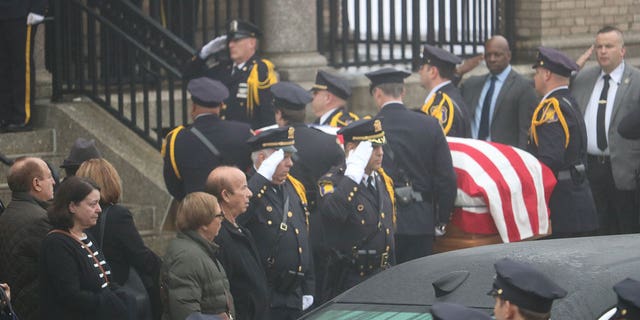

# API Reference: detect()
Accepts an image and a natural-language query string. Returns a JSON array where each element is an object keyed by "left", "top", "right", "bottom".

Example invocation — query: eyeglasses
[{"left": 214, "top": 213, "right": 225, "bottom": 219}]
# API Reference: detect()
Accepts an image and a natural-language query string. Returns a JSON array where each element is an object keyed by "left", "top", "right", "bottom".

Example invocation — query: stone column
[{"left": 258, "top": 0, "right": 328, "bottom": 82}]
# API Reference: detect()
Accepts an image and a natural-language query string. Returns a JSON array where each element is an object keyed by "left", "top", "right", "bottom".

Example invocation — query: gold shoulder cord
[
  {"left": 287, "top": 174, "right": 310, "bottom": 229},
  {"left": 377, "top": 168, "right": 396, "bottom": 227},
  {"left": 421, "top": 93, "right": 455, "bottom": 135},
  {"left": 246, "top": 59, "right": 278, "bottom": 117},
  {"left": 161, "top": 126, "right": 185, "bottom": 180},
  {"left": 529, "top": 97, "right": 570, "bottom": 148}
]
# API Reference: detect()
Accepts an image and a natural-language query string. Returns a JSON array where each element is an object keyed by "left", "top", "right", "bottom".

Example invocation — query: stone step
[{"left": 0, "top": 128, "right": 56, "bottom": 157}]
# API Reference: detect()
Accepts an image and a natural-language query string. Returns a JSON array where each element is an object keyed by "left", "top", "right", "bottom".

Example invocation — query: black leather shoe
[{"left": 4, "top": 123, "right": 32, "bottom": 132}]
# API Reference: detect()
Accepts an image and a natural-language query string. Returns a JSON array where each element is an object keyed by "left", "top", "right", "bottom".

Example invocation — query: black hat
[
  {"left": 365, "top": 67, "right": 411, "bottom": 92},
  {"left": 610, "top": 278, "right": 640, "bottom": 320},
  {"left": 532, "top": 47, "right": 578, "bottom": 77},
  {"left": 271, "top": 82, "right": 313, "bottom": 111},
  {"left": 488, "top": 258, "right": 567, "bottom": 314},
  {"left": 60, "top": 138, "right": 102, "bottom": 169},
  {"left": 337, "top": 118, "right": 386, "bottom": 145},
  {"left": 226, "top": 19, "right": 262, "bottom": 40},
  {"left": 431, "top": 302, "right": 492, "bottom": 320},
  {"left": 311, "top": 70, "right": 352, "bottom": 100},
  {"left": 188, "top": 77, "right": 229, "bottom": 108},
  {"left": 247, "top": 126, "right": 297, "bottom": 153},
  {"left": 421, "top": 45, "right": 462, "bottom": 69}
]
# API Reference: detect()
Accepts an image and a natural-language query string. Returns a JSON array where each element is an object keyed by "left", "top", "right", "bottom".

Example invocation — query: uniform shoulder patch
[{"left": 319, "top": 181, "right": 334, "bottom": 197}]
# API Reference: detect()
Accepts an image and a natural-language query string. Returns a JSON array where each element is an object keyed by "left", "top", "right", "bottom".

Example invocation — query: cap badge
[
  {"left": 374, "top": 119, "right": 382, "bottom": 132},
  {"left": 288, "top": 127, "right": 295, "bottom": 139},
  {"left": 230, "top": 20, "right": 238, "bottom": 32}
]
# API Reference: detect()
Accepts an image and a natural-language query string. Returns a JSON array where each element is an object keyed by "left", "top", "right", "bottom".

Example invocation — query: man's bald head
[
  {"left": 7, "top": 157, "right": 55, "bottom": 201},
  {"left": 206, "top": 166, "right": 242, "bottom": 199},
  {"left": 206, "top": 166, "right": 252, "bottom": 220},
  {"left": 484, "top": 35, "right": 512, "bottom": 75}
]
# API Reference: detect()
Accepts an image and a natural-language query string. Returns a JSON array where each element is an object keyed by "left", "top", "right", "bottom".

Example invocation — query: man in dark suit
[
  {"left": 317, "top": 118, "right": 395, "bottom": 299},
  {"left": 367, "top": 68, "right": 457, "bottom": 263},
  {"left": 183, "top": 19, "right": 278, "bottom": 129},
  {"left": 162, "top": 77, "right": 252, "bottom": 200},
  {"left": 528, "top": 47, "right": 598, "bottom": 237},
  {"left": 460, "top": 36, "right": 537, "bottom": 149},
  {"left": 571, "top": 26, "right": 640, "bottom": 235},
  {"left": 418, "top": 45, "right": 471, "bottom": 138},
  {"left": 207, "top": 166, "right": 270, "bottom": 320},
  {"left": 310, "top": 70, "right": 359, "bottom": 128},
  {"left": 239, "top": 127, "right": 315, "bottom": 319}
]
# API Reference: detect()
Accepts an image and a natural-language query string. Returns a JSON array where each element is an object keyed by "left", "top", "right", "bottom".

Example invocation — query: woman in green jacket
[{"left": 162, "top": 192, "right": 234, "bottom": 320}]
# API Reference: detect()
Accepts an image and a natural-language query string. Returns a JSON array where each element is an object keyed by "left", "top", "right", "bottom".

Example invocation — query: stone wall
[{"left": 513, "top": 0, "right": 640, "bottom": 62}]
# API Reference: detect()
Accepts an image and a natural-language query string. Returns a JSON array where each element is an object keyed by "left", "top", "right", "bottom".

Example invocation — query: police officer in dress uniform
[
  {"left": 489, "top": 258, "right": 567, "bottom": 320},
  {"left": 239, "top": 127, "right": 315, "bottom": 319},
  {"left": 367, "top": 68, "right": 457, "bottom": 263},
  {"left": 316, "top": 118, "right": 395, "bottom": 299},
  {"left": 609, "top": 278, "right": 640, "bottom": 320},
  {"left": 271, "top": 82, "right": 345, "bottom": 305},
  {"left": 418, "top": 45, "right": 471, "bottom": 138},
  {"left": 310, "top": 70, "right": 359, "bottom": 128},
  {"left": 529, "top": 47, "right": 599, "bottom": 238},
  {"left": 162, "top": 77, "right": 252, "bottom": 200},
  {"left": 430, "top": 302, "right": 491, "bottom": 320},
  {"left": 183, "top": 19, "right": 278, "bottom": 129}
]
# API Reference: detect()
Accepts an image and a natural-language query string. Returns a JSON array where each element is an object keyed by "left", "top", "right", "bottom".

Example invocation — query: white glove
[
  {"left": 435, "top": 223, "right": 447, "bottom": 237},
  {"left": 26, "top": 13, "right": 45, "bottom": 25},
  {"left": 344, "top": 141, "right": 373, "bottom": 184},
  {"left": 302, "top": 295, "right": 314, "bottom": 311},
  {"left": 256, "top": 149, "right": 284, "bottom": 182},
  {"left": 199, "top": 35, "right": 228, "bottom": 59}
]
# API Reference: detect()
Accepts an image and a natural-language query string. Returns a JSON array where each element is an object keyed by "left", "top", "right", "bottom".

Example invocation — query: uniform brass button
[
  {"left": 298, "top": 266, "right": 302, "bottom": 272},
  {"left": 381, "top": 212, "right": 385, "bottom": 219},
  {"left": 221, "top": 116, "right": 226, "bottom": 120},
  {"left": 360, "top": 272, "right": 365, "bottom": 277},
  {"left": 349, "top": 192, "right": 354, "bottom": 197},
  {"left": 267, "top": 220, "right": 272, "bottom": 225},
  {"left": 386, "top": 245, "right": 390, "bottom": 251},
  {"left": 354, "top": 186, "right": 358, "bottom": 191},
  {"left": 298, "top": 247, "right": 303, "bottom": 253},
  {"left": 348, "top": 197, "right": 352, "bottom": 201},
  {"left": 295, "top": 228, "right": 300, "bottom": 235},
  {"left": 221, "top": 104, "right": 227, "bottom": 110},
  {"left": 361, "top": 219, "right": 365, "bottom": 225},
  {"left": 386, "top": 228, "right": 390, "bottom": 235},
  {"left": 266, "top": 206, "right": 272, "bottom": 213},
  {"left": 288, "top": 211, "right": 293, "bottom": 218},
  {"left": 257, "top": 194, "right": 262, "bottom": 198}
]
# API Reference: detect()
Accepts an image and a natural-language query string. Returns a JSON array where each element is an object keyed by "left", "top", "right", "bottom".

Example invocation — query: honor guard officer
[
  {"left": 310, "top": 70, "right": 359, "bottom": 127},
  {"left": 240, "top": 127, "right": 315, "bottom": 319},
  {"left": 529, "top": 47, "right": 599, "bottom": 238},
  {"left": 162, "top": 77, "right": 252, "bottom": 200},
  {"left": 316, "top": 118, "right": 395, "bottom": 299},
  {"left": 418, "top": 45, "right": 471, "bottom": 138},
  {"left": 183, "top": 19, "right": 278, "bottom": 129},
  {"left": 609, "top": 278, "right": 640, "bottom": 320},
  {"left": 271, "top": 82, "right": 345, "bottom": 305},
  {"left": 368, "top": 68, "right": 457, "bottom": 263},
  {"left": 431, "top": 302, "right": 491, "bottom": 320},
  {"left": 489, "top": 258, "right": 567, "bottom": 320}
]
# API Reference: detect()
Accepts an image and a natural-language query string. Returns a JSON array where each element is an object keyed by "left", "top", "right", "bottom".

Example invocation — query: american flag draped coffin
[{"left": 447, "top": 138, "right": 557, "bottom": 243}]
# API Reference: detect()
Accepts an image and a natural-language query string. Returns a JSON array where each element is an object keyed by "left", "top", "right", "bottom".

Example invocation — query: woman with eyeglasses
[{"left": 161, "top": 192, "right": 235, "bottom": 320}]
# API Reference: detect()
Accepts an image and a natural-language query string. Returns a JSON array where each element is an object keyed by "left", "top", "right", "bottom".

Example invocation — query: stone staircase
[{"left": 0, "top": 90, "right": 176, "bottom": 255}]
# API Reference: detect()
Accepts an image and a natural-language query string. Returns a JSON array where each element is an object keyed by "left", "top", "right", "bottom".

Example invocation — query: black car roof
[{"left": 328, "top": 235, "right": 640, "bottom": 319}]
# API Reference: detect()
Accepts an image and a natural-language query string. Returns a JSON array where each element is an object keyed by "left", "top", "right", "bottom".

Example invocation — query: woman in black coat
[
  {"left": 40, "top": 177, "right": 133, "bottom": 320},
  {"left": 77, "top": 159, "right": 163, "bottom": 320}
]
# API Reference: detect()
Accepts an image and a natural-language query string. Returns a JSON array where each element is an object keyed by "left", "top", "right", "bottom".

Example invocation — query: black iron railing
[
  {"left": 51, "top": 0, "right": 197, "bottom": 149},
  {"left": 317, "top": 0, "right": 505, "bottom": 70}
]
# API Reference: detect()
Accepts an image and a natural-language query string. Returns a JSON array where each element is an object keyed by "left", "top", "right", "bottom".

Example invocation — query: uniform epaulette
[
  {"left": 246, "top": 58, "right": 278, "bottom": 117},
  {"left": 377, "top": 168, "right": 396, "bottom": 226},
  {"left": 421, "top": 91, "right": 455, "bottom": 135},
  {"left": 329, "top": 110, "right": 359, "bottom": 127},
  {"left": 162, "top": 126, "right": 185, "bottom": 179},
  {"left": 530, "top": 97, "right": 569, "bottom": 148}
]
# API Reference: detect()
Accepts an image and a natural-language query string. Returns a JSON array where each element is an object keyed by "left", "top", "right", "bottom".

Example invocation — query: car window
[{"left": 303, "top": 303, "right": 493, "bottom": 320}]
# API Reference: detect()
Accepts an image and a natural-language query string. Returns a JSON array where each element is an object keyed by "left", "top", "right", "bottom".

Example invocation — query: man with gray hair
[{"left": 0, "top": 157, "right": 55, "bottom": 320}]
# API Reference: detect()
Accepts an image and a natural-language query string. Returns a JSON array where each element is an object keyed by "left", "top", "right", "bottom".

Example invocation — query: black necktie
[
  {"left": 367, "top": 175, "right": 376, "bottom": 194},
  {"left": 478, "top": 75, "right": 497, "bottom": 140},
  {"left": 597, "top": 74, "right": 611, "bottom": 151}
]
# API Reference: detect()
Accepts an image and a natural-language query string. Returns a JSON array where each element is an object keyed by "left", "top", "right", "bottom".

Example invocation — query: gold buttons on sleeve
[{"left": 267, "top": 220, "right": 272, "bottom": 226}]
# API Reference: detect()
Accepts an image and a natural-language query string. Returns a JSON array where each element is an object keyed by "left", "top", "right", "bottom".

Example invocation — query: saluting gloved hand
[
  {"left": 302, "top": 295, "right": 314, "bottom": 311},
  {"left": 435, "top": 223, "right": 447, "bottom": 237},
  {"left": 257, "top": 149, "right": 285, "bottom": 182},
  {"left": 199, "top": 35, "right": 228, "bottom": 59},
  {"left": 26, "top": 13, "right": 45, "bottom": 25},
  {"left": 344, "top": 141, "right": 373, "bottom": 184}
]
